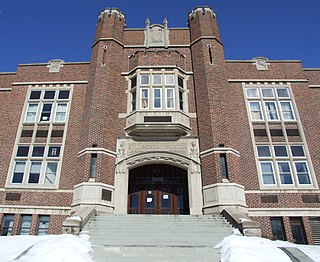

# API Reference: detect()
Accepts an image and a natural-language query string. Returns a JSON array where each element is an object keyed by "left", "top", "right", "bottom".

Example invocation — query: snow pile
[
  {"left": 215, "top": 231, "right": 320, "bottom": 262},
  {"left": 0, "top": 234, "right": 93, "bottom": 262}
]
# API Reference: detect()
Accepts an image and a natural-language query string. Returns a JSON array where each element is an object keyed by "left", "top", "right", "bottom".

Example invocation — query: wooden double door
[{"left": 128, "top": 165, "right": 189, "bottom": 215}]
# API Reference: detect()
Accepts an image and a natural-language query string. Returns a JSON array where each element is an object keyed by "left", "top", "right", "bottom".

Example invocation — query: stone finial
[
  {"left": 47, "top": 59, "right": 64, "bottom": 73},
  {"left": 163, "top": 18, "right": 168, "bottom": 25},
  {"left": 146, "top": 18, "right": 150, "bottom": 26}
]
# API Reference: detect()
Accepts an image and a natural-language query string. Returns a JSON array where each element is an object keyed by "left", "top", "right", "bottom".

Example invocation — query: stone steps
[{"left": 84, "top": 214, "right": 233, "bottom": 261}]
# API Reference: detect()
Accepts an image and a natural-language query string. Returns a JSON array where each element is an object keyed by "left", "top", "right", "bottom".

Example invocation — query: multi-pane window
[
  {"left": 129, "top": 71, "right": 186, "bottom": 112},
  {"left": 1, "top": 215, "right": 14, "bottom": 236},
  {"left": 24, "top": 89, "right": 70, "bottom": 123},
  {"left": 246, "top": 85, "right": 313, "bottom": 189},
  {"left": 246, "top": 86, "right": 295, "bottom": 122},
  {"left": 37, "top": 215, "right": 50, "bottom": 235},
  {"left": 11, "top": 145, "right": 61, "bottom": 187},
  {"left": 19, "top": 215, "right": 32, "bottom": 235},
  {"left": 257, "top": 145, "right": 312, "bottom": 187}
]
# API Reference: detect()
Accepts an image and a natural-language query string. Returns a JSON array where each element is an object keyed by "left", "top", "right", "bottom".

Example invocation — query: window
[
  {"left": 264, "top": 102, "right": 279, "bottom": 120},
  {"left": 280, "top": 102, "right": 295, "bottom": 120},
  {"left": 220, "top": 154, "right": 228, "bottom": 179},
  {"left": 37, "top": 216, "right": 50, "bottom": 235},
  {"left": 11, "top": 145, "right": 62, "bottom": 187},
  {"left": 261, "top": 88, "right": 274, "bottom": 98},
  {"left": 247, "top": 85, "right": 314, "bottom": 189},
  {"left": 260, "top": 162, "right": 276, "bottom": 185},
  {"left": 295, "top": 162, "right": 311, "bottom": 184},
  {"left": 278, "top": 162, "right": 293, "bottom": 185},
  {"left": 55, "top": 103, "right": 68, "bottom": 122},
  {"left": 19, "top": 215, "right": 32, "bottom": 235},
  {"left": 129, "top": 71, "right": 186, "bottom": 112},
  {"left": 1, "top": 215, "right": 14, "bottom": 236},
  {"left": 249, "top": 102, "right": 263, "bottom": 120},
  {"left": 246, "top": 88, "right": 259, "bottom": 98},
  {"left": 276, "top": 88, "right": 289, "bottom": 98},
  {"left": 141, "top": 89, "right": 149, "bottom": 109},
  {"left": 153, "top": 88, "right": 162, "bottom": 109},
  {"left": 166, "top": 88, "right": 175, "bottom": 109},
  {"left": 290, "top": 145, "right": 305, "bottom": 157},
  {"left": 24, "top": 89, "right": 71, "bottom": 123},
  {"left": 90, "top": 154, "right": 97, "bottom": 178},
  {"left": 28, "top": 162, "right": 41, "bottom": 183},
  {"left": 25, "top": 104, "right": 38, "bottom": 122},
  {"left": 270, "top": 217, "right": 287, "bottom": 241},
  {"left": 274, "top": 146, "right": 288, "bottom": 157},
  {"left": 290, "top": 217, "right": 308, "bottom": 244},
  {"left": 44, "top": 162, "right": 58, "bottom": 185},
  {"left": 257, "top": 146, "right": 271, "bottom": 157},
  {"left": 12, "top": 162, "right": 26, "bottom": 183}
]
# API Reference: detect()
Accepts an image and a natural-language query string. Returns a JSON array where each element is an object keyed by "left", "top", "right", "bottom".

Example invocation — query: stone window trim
[
  {"left": 127, "top": 69, "right": 189, "bottom": 114},
  {"left": 6, "top": 84, "right": 72, "bottom": 190},
  {"left": 244, "top": 83, "right": 318, "bottom": 190}
]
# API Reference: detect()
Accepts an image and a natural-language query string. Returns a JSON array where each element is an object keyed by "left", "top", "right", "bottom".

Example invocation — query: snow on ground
[
  {"left": 0, "top": 233, "right": 93, "bottom": 262},
  {"left": 215, "top": 230, "right": 320, "bottom": 262}
]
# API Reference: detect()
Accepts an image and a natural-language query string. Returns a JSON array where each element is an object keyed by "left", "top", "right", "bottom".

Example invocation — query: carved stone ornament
[
  {"left": 145, "top": 18, "right": 169, "bottom": 48},
  {"left": 253, "top": 57, "right": 269, "bottom": 71},
  {"left": 47, "top": 59, "right": 64, "bottom": 73}
]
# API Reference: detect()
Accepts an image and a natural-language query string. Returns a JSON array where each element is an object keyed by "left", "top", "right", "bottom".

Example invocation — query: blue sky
[{"left": 0, "top": 0, "right": 319, "bottom": 72}]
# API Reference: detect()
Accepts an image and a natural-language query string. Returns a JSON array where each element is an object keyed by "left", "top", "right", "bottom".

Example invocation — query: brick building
[{"left": 0, "top": 6, "right": 319, "bottom": 244}]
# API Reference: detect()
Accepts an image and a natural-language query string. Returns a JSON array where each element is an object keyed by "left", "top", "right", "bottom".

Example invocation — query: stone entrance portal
[{"left": 128, "top": 164, "right": 189, "bottom": 214}]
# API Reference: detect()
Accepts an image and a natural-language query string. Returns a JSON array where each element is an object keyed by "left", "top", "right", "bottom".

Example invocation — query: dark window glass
[
  {"left": 58, "top": 90, "right": 70, "bottom": 99},
  {"left": 162, "top": 193, "right": 171, "bottom": 208},
  {"left": 28, "top": 162, "right": 41, "bottom": 183},
  {"left": 286, "top": 129, "right": 299, "bottom": 136},
  {"left": 146, "top": 193, "right": 154, "bottom": 208},
  {"left": 291, "top": 146, "right": 305, "bottom": 157},
  {"left": 12, "top": 162, "right": 25, "bottom": 183},
  {"left": 131, "top": 91, "right": 136, "bottom": 112},
  {"left": 131, "top": 77, "right": 137, "bottom": 88},
  {"left": 17, "top": 146, "right": 29, "bottom": 157},
  {"left": 32, "top": 146, "right": 45, "bottom": 157},
  {"left": 178, "top": 77, "right": 183, "bottom": 88},
  {"left": 90, "top": 154, "right": 97, "bottom": 178},
  {"left": 220, "top": 154, "right": 228, "bottom": 179},
  {"left": 271, "top": 217, "right": 287, "bottom": 241},
  {"left": 290, "top": 217, "right": 308, "bottom": 244},
  {"left": 19, "top": 215, "right": 32, "bottom": 235},
  {"left": 257, "top": 146, "right": 271, "bottom": 157},
  {"left": 48, "top": 147, "right": 61, "bottom": 157},
  {"left": 179, "top": 90, "right": 184, "bottom": 111},
  {"left": 254, "top": 129, "right": 268, "bottom": 136},
  {"left": 40, "top": 103, "right": 52, "bottom": 121},
  {"left": 44, "top": 91, "right": 55, "bottom": 99},
  {"left": 274, "top": 146, "right": 288, "bottom": 157},
  {"left": 1, "top": 215, "right": 14, "bottom": 236},
  {"left": 130, "top": 194, "right": 138, "bottom": 208},
  {"left": 30, "top": 91, "right": 41, "bottom": 100},
  {"left": 38, "top": 215, "right": 50, "bottom": 235}
]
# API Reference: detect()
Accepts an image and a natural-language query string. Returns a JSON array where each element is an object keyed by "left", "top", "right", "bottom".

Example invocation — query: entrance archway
[{"left": 128, "top": 164, "right": 190, "bottom": 214}]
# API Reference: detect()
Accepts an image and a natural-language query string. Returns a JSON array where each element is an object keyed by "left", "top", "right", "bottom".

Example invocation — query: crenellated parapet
[
  {"left": 98, "top": 8, "right": 126, "bottom": 22},
  {"left": 188, "top": 6, "right": 216, "bottom": 20}
]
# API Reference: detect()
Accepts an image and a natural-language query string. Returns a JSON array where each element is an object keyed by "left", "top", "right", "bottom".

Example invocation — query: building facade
[{"left": 0, "top": 7, "right": 319, "bottom": 244}]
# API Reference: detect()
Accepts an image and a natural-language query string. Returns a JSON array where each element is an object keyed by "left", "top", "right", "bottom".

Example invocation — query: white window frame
[
  {"left": 277, "top": 161, "right": 294, "bottom": 185},
  {"left": 259, "top": 161, "right": 276, "bottom": 185},
  {"left": 294, "top": 161, "right": 312, "bottom": 185},
  {"left": 153, "top": 88, "right": 162, "bottom": 109},
  {"left": 290, "top": 145, "right": 305, "bottom": 158},
  {"left": 249, "top": 101, "right": 263, "bottom": 121},
  {"left": 279, "top": 101, "right": 295, "bottom": 121},
  {"left": 257, "top": 145, "right": 272, "bottom": 158},
  {"left": 140, "top": 88, "right": 149, "bottom": 109},
  {"left": 264, "top": 101, "right": 279, "bottom": 121},
  {"left": 165, "top": 88, "right": 175, "bottom": 109},
  {"left": 246, "top": 88, "right": 259, "bottom": 98},
  {"left": 54, "top": 102, "right": 68, "bottom": 122},
  {"left": 25, "top": 103, "right": 39, "bottom": 123},
  {"left": 261, "top": 88, "right": 275, "bottom": 98}
]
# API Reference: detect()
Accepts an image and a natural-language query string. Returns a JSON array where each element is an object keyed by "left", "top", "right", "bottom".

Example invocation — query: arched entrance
[{"left": 128, "top": 164, "right": 190, "bottom": 214}]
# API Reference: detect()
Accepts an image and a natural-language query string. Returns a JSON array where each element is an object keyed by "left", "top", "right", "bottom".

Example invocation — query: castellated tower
[
  {"left": 77, "top": 9, "right": 126, "bottom": 187},
  {"left": 188, "top": 7, "right": 243, "bottom": 212}
]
